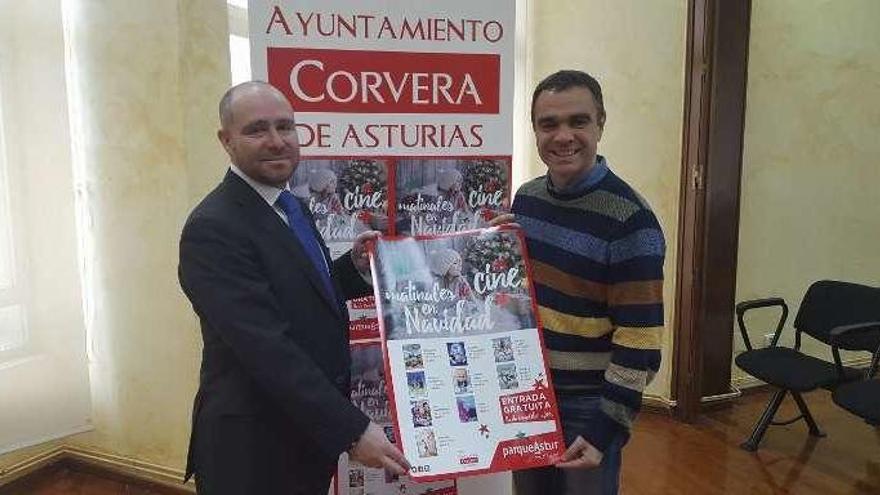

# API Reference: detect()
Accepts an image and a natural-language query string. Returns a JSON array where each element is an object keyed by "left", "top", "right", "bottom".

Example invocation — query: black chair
[
  {"left": 830, "top": 322, "right": 880, "bottom": 425},
  {"left": 734, "top": 280, "right": 880, "bottom": 451}
]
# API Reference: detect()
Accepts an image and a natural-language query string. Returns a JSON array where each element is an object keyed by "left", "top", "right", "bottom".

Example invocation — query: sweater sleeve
[{"left": 582, "top": 208, "right": 665, "bottom": 453}]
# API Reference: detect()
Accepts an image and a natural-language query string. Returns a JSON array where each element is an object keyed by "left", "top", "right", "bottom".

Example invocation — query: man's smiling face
[
  {"left": 218, "top": 85, "right": 300, "bottom": 188},
  {"left": 532, "top": 87, "right": 604, "bottom": 190}
]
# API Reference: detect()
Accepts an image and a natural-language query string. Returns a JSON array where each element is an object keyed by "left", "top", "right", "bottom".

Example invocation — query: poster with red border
[{"left": 371, "top": 227, "right": 564, "bottom": 481}]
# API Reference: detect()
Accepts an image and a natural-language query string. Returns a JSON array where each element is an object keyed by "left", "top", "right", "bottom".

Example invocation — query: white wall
[
  {"left": 735, "top": 0, "right": 880, "bottom": 372},
  {"left": 528, "top": 0, "right": 686, "bottom": 399}
]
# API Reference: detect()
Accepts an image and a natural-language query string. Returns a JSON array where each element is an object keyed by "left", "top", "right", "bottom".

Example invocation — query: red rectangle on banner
[
  {"left": 349, "top": 296, "right": 375, "bottom": 310},
  {"left": 349, "top": 317, "right": 379, "bottom": 341},
  {"left": 267, "top": 47, "right": 500, "bottom": 114},
  {"left": 499, "top": 389, "right": 556, "bottom": 424}
]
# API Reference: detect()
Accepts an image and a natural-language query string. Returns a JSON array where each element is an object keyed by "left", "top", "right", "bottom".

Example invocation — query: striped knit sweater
[{"left": 512, "top": 160, "right": 665, "bottom": 453}]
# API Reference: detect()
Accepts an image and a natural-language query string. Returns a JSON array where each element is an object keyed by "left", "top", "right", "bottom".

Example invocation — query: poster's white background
[{"left": 387, "top": 329, "right": 555, "bottom": 477}]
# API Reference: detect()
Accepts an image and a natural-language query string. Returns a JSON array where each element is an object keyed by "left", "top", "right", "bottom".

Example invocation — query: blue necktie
[{"left": 276, "top": 190, "right": 336, "bottom": 301}]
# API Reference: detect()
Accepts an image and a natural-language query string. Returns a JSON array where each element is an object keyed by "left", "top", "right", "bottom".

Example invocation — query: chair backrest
[{"left": 793, "top": 280, "right": 880, "bottom": 351}]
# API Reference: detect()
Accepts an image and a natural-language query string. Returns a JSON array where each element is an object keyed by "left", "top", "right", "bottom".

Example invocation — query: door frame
[{"left": 672, "top": 0, "right": 752, "bottom": 421}]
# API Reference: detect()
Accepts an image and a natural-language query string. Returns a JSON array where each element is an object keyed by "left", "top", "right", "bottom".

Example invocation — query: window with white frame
[
  {"left": 0, "top": 0, "right": 92, "bottom": 454},
  {"left": 228, "top": 0, "right": 251, "bottom": 84},
  {"left": 0, "top": 41, "right": 28, "bottom": 356}
]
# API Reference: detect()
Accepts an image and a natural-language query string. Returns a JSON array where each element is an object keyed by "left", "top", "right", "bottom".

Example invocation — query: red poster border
[{"left": 368, "top": 225, "right": 564, "bottom": 482}]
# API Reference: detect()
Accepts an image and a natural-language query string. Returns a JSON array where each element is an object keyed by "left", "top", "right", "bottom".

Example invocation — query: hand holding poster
[
  {"left": 338, "top": 343, "right": 456, "bottom": 495},
  {"left": 372, "top": 228, "right": 564, "bottom": 481}
]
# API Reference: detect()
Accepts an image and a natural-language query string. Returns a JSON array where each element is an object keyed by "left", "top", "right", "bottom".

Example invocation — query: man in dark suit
[{"left": 178, "top": 81, "right": 409, "bottom": 494}]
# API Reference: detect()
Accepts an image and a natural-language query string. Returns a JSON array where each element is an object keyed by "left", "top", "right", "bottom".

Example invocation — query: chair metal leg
[
  {"left": 791, "top": 391, "right": 825, "bottom": 437},
  {"left": 741, "top": 389, "right": 787, "bottom": 451}
]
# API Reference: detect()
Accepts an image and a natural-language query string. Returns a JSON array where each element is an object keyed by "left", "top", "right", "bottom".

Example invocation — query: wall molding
[
  {"left": 0, "top": 445, "right": 193, "bottom": 493},
  {"left": 643, "top": 393, "right": 677, "bottom": 412},
  {"left": 665, "top": 354, "right": 874, "bottom": 410},
  {"left": 0, "top": 424, "right": 93, "bottom": 457},
  {"left": 0, "top": 446, "right": 66, "bottom": 487}
]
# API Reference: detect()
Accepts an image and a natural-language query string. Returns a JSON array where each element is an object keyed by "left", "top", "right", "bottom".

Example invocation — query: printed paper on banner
[
  {"left": 372, "top": 228, "right": 564, "bottom": 480},
  {"left": 337, "top": 342, "right": 457, "bottom": 495},
  {"left": 289, "top": 158, "right": 391, "bottom": 339},
  {"left": 395, "top": 158, "right": 510, "bottom": 236}
]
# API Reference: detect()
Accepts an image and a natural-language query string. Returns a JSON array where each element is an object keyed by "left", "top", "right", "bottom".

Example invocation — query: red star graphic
[
  {"left": 478, "top": 424, "right": 490, "bottom": 436},
  {"left": 533, "top": 377, "right": 547, "bottom": 390}
]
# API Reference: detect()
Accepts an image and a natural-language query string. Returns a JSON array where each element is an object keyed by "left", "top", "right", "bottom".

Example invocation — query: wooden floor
[
  {"left": 0, "top": 464, "right": 185, "bottom": 495},
  {"left": 623, "top": 389, "right": 880, "bottom": 494},
  {"left": 5, "top": 390, "right": 878, "bottom": 494}
]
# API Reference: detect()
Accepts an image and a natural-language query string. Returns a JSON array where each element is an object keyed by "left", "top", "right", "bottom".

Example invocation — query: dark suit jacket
[{"left": 178, "top": 171, "right": 371, "bottom": 494}]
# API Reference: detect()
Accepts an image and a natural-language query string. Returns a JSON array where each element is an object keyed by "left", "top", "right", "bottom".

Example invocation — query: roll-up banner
[{"left": 247, "top": 0, "right": 552, "bottom": 488}]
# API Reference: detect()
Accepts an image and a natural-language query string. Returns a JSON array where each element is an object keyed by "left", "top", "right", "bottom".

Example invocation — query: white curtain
[{"left": 0, "top": 0, "right": 92, "bottom": 454}]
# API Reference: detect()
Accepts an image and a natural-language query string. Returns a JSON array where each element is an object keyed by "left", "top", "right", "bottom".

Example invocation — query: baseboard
[
  {"left": 0, "top": 446, "right": 66, "bottom": 489},
  {"left": 63, "top": 445, "right": 194, "bottom": 492},
  {"left": 642, "top": 393, "right": 676, "bottom": 413},
  {"left": 732, "top": 374, "right": 766, "bottom": 390},
  {"left": 0, "top": 423, "right": 93, "bottom": 457},
  {"left": 0, "top": 446, "right": 194, "bottom": 494},
  {"left": 655, "top": 355, "right": 876, "bottom": 413}
]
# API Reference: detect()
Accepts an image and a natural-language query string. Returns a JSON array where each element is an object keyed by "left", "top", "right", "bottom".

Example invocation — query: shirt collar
[
  {"left": 547, "top": 155, "right": 609, "bottom": 195},
  {"left": 230, "top": 164, "right": 288, "bottom": 206}
]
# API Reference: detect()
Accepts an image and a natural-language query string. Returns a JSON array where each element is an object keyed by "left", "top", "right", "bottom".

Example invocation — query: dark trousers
[
  {"left": 193, "top": 414, "right": 336, "bottom": 495},
  {"left": 513, "top": 394, "right": 626, "bottom": 495}
]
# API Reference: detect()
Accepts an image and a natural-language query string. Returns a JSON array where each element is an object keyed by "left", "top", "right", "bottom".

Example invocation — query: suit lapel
[{"left": 223, "top": 172, "right": 342, "bottom": 318}]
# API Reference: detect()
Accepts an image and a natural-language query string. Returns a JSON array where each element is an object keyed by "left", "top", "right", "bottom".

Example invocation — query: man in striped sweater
[{"left": 506, "top": 70, "right": 665, "bottom": 495}]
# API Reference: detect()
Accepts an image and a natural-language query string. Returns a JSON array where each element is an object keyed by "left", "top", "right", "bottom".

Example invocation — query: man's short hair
[
  {"left": 530, "top": 70, "right": 606, "bottom": 127},
  {"left": 218, "top": 80, "right": 277, "bottom": 129}
]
